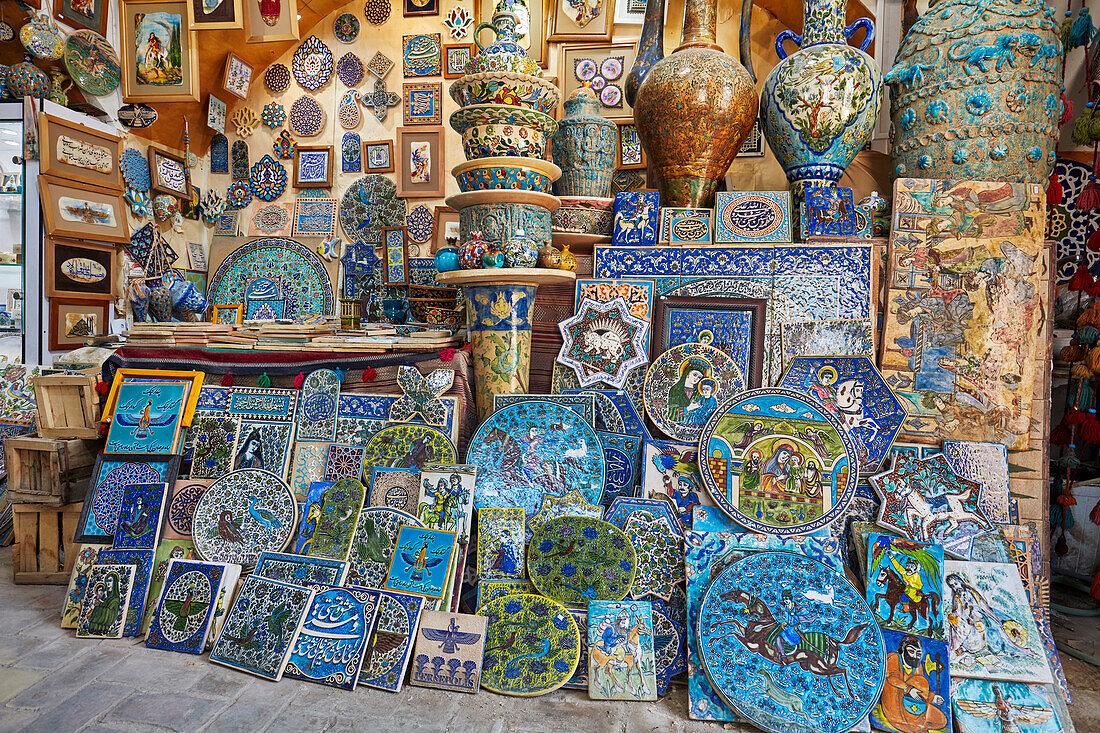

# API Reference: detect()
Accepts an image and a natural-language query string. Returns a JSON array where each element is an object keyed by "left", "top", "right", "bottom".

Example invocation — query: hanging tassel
[
  {"left": 1052, "top": 421, "right": 1072, "bottom": 445},
  {"left": 1082, "top": 410, "right": 1100, "bottom": 442},
  {"left": 1079, "top": 326, "right": 1100, "bottom": 344},
  {"left": 293, "top": 371, "right": 305, "bottom": 390},
  {"left": 1063, "top": 10, "right": 1075, "bottom": 48},
  {"left": 1070, "top": 263, "right": 1095, "bottom": 291},
  {"left": 1065, "top": 406, "right": 1088, "bottom": 424},
  {"left": 439, "top": 347, "right": 456, "bottom": 362},
  {"left": 1062, "top": 94, "right": 1074, "bottom": 127},
  {"left": 220, "top": 373, "right": 234, "bottom": 387},
  {"left": 1057, "top": 484, "right": 1079, "bottom": 506},
  {"left": 1048, "top": 169, "right": 1063, "bottom": 205},
  {"left": 361, "top": 367, "right": 377, "bottom": 383},
  {"left": 1072, "top": 104, "right": 1094, "bottom": 147},
  {"left": 1057, "top": 531, "right": 1070, "bottom": 555},
  {"left": 1078, "top": 177, "right": 1100, "bottom": 210},
  {"left": 94, "top": 380, "right": 111, "bottom": 397},
  {"left": 256, "top": 372, "right": 271, "bottom": 388},
  {"left": 1070, "top": 7, "right": 1096, "bottom": 49},
  {"left": 1061, "top": 343, "right": 1087, "bottom": 362}
]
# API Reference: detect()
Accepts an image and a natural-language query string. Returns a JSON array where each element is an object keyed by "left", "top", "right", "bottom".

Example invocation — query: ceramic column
[{"left": 465, "top": 282, "right": 536, "bottom": 418}]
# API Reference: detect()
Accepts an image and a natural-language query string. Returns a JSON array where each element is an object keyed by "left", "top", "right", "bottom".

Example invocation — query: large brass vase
[{"left": 632, "top": 0, "right": 758, "bottom": 208}]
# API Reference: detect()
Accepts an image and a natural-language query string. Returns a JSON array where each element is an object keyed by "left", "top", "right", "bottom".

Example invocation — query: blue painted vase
[
  {"left": 128, "top": 280, "right": 151, "bottom": 322},
  {"left": 6, "top": 55, "right": 48, "bottom": 99},
  {"left": 434, "top": 246, "right": 460, "bottom": 272},
  {"left": 885, "top": 0, "right": 1061, "bottom": 182},
  {"left": 759, "top": 0, "right": 882, "bottom": 197},
  {"left": 551, "top": 86, "right": 617, "bottom": 198}
]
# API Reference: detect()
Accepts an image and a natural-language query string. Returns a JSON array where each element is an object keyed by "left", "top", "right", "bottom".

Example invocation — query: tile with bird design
[
  {"left": 253, "top": 551, "right": 348, "bottom": 589},
  {"left": 384, "top": 525, "right": 457, "bottom": 600},
  {"left": 345, "top": 507, "right": 424, "bottom": 588},
  {"left": 480, "top": 593, "right": 581, "bottom": 696},
  {"left": 526, "top": 516, "right": 636, "bottom": 608},
  {"left": 145, "top": 559, "right": 230, "bottom": 654},
  {"left": 358, "top": 589, "right": 427, "bottom": 692},
  {"left": 295, "top": 477, "right": 366, "bottom": 562},
  {"left": 191, "top": 468, "right": 298, "bottom": 570}
]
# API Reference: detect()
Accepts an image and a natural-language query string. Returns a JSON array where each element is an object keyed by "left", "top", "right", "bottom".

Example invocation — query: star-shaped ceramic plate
[{"left": 557, "top": 296, "right": 649, "bottom": 389}]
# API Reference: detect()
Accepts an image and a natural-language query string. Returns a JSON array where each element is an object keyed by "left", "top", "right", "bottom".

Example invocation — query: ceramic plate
[
  {"left": 480, "top": 593, "right": 580, "bottom": 696},
  {"left": 292, "top": 35, "right": 334, "bottom": 92},
  {"left": 340, "top": 175, "right": 406, "bottom": 247},
  {"left": 63, "top": 29, "right": 120, "bottom": 97},
  {"left": 192, "top": 468, "right": 297, "bottom": 569},
  {"left": 643, "top": 342, "right": 745, "bottom": 442},
  {"left": 526, "top": 516, "right": 636, "bottom": 608},
  {"left": 362, "top": 424, "right": 456, "bottom": 472}
]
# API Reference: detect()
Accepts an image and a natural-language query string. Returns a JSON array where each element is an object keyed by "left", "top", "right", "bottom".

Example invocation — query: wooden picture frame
[
  {"left": 45, "top": 237, "right": 117, "bottom": 301},
  {"left": 243, "top": 0, "right": 298, "bottom": 41},
  {"left": 53, "top": 0, "right": 109, "bottom": 35},
  {"left": 101, "top": 368, "right": 205, "bottom": 425},
  {"left": 396, "top": 126, "right": 445, "bottom": 198},
  {"left": 222, "top": 52, "right": 254, "bottom": 100},
  {"left": 38, "top": 112, "right": 123, "bottom": 191},
  {"left": 616, "top": 120, "right": 646, "bottom": 170},
  {"left": 147, "top": 146, "right": 191, "bottom": 199},
  {"left": 75, "top": 453, "right": 182, "bottom": 544},
  {"left": 212, "top": 303, "right": 244, "bottom": 324},
  {"left": 294, "top": 145, "right": 334, "bottom": 188},
  {"left": 362, "top": 139, "right": 394, "bottom": 173},
  {"left": 651, "top": 295, "right": 767, "bottom": 388},
  {"left": 120, "top": 0, "right": 200, "bottom": 102},
  {"left": 49, "top": 297, "right": 109, "bottom": 351},
  {"left": 404, "top": 0, "right": 437, "bottom": 16},
  {"left": 549, "top": 0, "right": 613, "bottom": 41},
  {"left": 559, "top": 43, "right": 637, "bottom": 119},
  {"left": 476, "top": 0, "right": 548, "bottom": 69},
  {"left": 38, "top": 175, "right": 129, "bottom": 244},
  {"left": 381, "top": 227, "right": 410, "bottom": 286},
  {"left": 432, "top": 205, "right": 459, "bottom": 253},
  {"left": 442, "top": 43, "right": 475, "bottom": 79},
  {"left": 185, "top": 0, "right": 243, "bottom": 29}
]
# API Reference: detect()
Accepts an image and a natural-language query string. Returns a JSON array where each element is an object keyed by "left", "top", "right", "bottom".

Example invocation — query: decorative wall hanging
[
  {"left": 443, "top": 5, "right": 473, "bottom": 37},
  {"left": 659, "top": 207, "right": 712, "bottom": 245},
  {"left": 289, "top": 96, "right": 326, "bottom": 136},
  {"left": 558, "top": 296, "right": 649, "bottom": 388},
  {"left": 476, "top": 506, "right": 524, "bottom": 580},
  {"left": 273, "top": 130, "right": 296, "bottom": 159},
  {"left": 264, "top": 63, "right": 291, "bottom": 92},
  {"left": 118, "top": 103, "right": 158, "bottom": 129},
  {"left": 643, "top": 342, "right": 744, "bottom": 442},
  {"left": 208, "top": 237, "right": 335, "bottom": 317},
  {"left": 480, "top": 594, "right": 581, "bottom": 696},
  {"left": 402, "top": 82, "right": 442, "bottom": 125},
  {"left": 261, "top": 101, "right": 286, "bottom": 128},
  {"left": 226, "top": 181, "right": 249, "bottom": 212},
  {"left": 367, "top": 51, "right": 394, "bottom": 80},
  {"left": 106, "top": 383, "right": 187, "bottom": 453},
  {"left": 45, "top": 237, "right": 117, "bottom": 301},
  {"left": 147, "top": 145, "right": 191, "bottom": 198},
  {"left": 64, "top": 29, "right": 120, "bottom": 96},
  {"left": 364, "top": 0, "right": 390, "bottom": 25},
  {"left": 293, "top": 197, "right": 338, "bottom": 237},
  {"left": 20, "top": 13, "right": 64, "bottom": 61},
  {"left": 341, "top": 133, "right": 362, "bottom": 173},
  {"left": 294, "top": 145, "right": 334, "bottom": 188},
  {"left": 231, "top": 107, "right": 259, "bottom": 137},
  {"left": 209, "top": 575, "right": 313, "bottom": 681},
  {"left": 222, "top": 52, "right": 254, "bottom": 100},
  {"left": 207, "top": 95, "right": 227, "bottom": 133},
  {"left": 339, "top": 90, "right": 362, "bottom": 129},
  {"left": 714, "top": 191, "right": 792, "bottom": 243},
  {"left": 381, "top": 227, "right": 409, "bottom": 286},
  {"left": 396, "top": 126, "right": 445, "bottom": 198},
  {"left": 231, "top": 140, "right": 249, "bottom": 179},
  {"left": 120, "top": 0, "right": 199, "bottom": 102},
  {"left": 336, "top": 52, "right": 364, "bottom": 87},
  {"left": 249, "top": 155, "right": 288, "bottom": 202},
  {"left": 442, "top": 43, "right": 473, "bottom": 79},
  {"left": 191, "top": 468, "right": 297, "bottom": 569},
  {"left": 405, "top": 204, "right": 433, "bottom": 244},
  {"left": 866, "top": 532, "right": 946, "bottom": 640},
  {"left": 207, "top": 135, "right": 229, "bottom": 174},
  {"left": 38, "top": 177, "right": 129, "bottom": 245},
  {"left": 54, "top": 0, "right": 110, "bottom": 35},
  {"left": 363, "top": 140, "right": 394, "bottom": 173},
  {"left": 184, "top": 0, "right": 243, "bottom": 29},
  {"left": 550, "top": 0, "right": 611, "bottom": 40},
  {"left": 364, "top": 77, "right": 401, "bottom": 122},
  {"left": 110, "top": 483, "right": 168, "bottom": 550},
  {"left": 292, "top": 35, "right": 333, "bottom": 91},
  {"left": 332, "top": 12, "right": 360, "bottom": 43},
  {"left": 402, "top": 34, "right": 442, "bottom": 77},
  {"left": 120, "top": 147, "right": 151, "bottom": 191},
  {"left": 417, "top": 463, "right": 476, "bottom": 543},
  {"left": 340, "top": 175, "right": 405, "bottom": 247},
  {"left": 404, "top": 0, "right": 437, "bottom": 16}
]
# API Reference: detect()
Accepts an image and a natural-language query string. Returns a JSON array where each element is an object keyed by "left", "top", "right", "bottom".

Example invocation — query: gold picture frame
[
  {"left": 616, "top": 120, "right": 646, "bottom": 170},
  {"left": 101, "top": 368, "right": 206, "bottom": 425},
  {"left": 38, "top": 112, "right": 123, "bottom": 191},
  {"left": 212, "top": 303, "right": 244, "bottom": 324},
  {"left": 184, "top": 0, "right": 243, "bottom": 29},
  {"left": 243, "top": 0, "right": 299, "bottom": 42},
  {"left": 120, "top": 0, "right": 200, "bottom": 102},
  {"left": 38, "top": 175, "right": 129, "bottom": 244},
  {"left": 548, "top": 0, "right": 613, "bottom": 41}
]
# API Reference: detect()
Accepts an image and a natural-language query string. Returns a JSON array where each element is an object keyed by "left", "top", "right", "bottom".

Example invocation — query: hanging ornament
[{"left": 259, "top": 0, "right": 281, "bottom": 26}]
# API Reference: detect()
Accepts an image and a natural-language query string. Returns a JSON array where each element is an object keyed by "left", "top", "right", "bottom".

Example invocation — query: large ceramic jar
[
  {"left": 19, "top": 13, "right": 63, "bottom": 61},
  {"left": 759, "top": 0, "right": 883, "bottom": 197},
  {"left": 6, "top": 55, "right": 48, "bottom": 100},
  {"left": 886, "top": 0, "right": 1061, "bottom": 182},
  {"left": 466, "top": 11, "right": 539, "bottom": 77},
  {"left": 552, "top": 86, "right": 617, "bottom": 198}
]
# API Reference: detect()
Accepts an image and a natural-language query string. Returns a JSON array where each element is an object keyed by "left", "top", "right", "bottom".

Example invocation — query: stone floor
[{"left": 0, "top": 550, "right": 1097, "bottom": 733}]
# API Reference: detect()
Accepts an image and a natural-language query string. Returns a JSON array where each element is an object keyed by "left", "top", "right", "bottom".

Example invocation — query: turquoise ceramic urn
[{"left": 551, "top": 85, "right": 617, "bottom": 198}]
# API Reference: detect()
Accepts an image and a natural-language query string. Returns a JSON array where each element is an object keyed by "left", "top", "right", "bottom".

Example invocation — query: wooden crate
[
  {"left": 32, "top": 374, "right": 100, "bottom": 439},
  {"left": 5, "top": 437, "right": 100, "bottom": 505},
  {"left": 12, "top": 503, "right": 82, "bottom": 584}
]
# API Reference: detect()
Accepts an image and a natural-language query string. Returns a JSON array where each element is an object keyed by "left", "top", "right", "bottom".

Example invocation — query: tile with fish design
[
  {"left": 210, "top": 575, "right": 315, "bottom": 681},
  {"left": 527, "top": 517, "right": 636, "bottom": 608},
  {"left": 417, "top": 463, "right": 476, "bottom": 544},
  {"left": 323, "top": 443, "right": 368, "bottom": 481},
  {"left": 480, "top": 593, "right": 580, "bottom": 696},
  {"left": 369, "top": 467, "right": 421, "bottom": 515},
  {"left": 253, "top": 551, "right": 348, "bottom": 589},
  {"left": 410, "top": 610, "right": 488, "bottom": 693},
  {"left": 145, "top": 559, "right": 230, "bottom": 654},
  {"left": 345, "top": 507, "right": 424, "bottom": 587},
  {"left": 76, "top": 564, "right": 136, "bottom": 639},
  {"left": 596, "top": 431, "right": 641, "bottom": 508},
  {"left": 296, "top": 369, "right": 341, "bottom": 442},
  {"left": 588, "top": 600, "right": 657, "bottom": 701},
  {"left": 476, "top": 507, "right": 525, "bottom": 580},
  {"left": 476, "top": 579, "right": 537, "bottom": 610},
  {"left": 95, "top": 548, "right": 155, "bottom": 637},
  {"left": 358, "top": 589, "right": 426, "bottom": 692},
  {"left": 60, "top": 546, "right": 102, "bottom": 629},
  {"left": 492, "top": 393, "right": 596, "bottom": 427},
  {"left": 942, "top": 440, "right": 1011, "bottom": 526},
  {"left": 295, "top": 478, "right": 366, "bottom": 562},
  {"left": 384, "top": 525, "right": 457, "bottom": 600},
  {"left": 191, "top": 469, "right": 298, "bottom": 569},
  {"left": 111, "top": 483, "right": 168, "bottom": 551},
  {"left": 624, "top": 512, "right": 683, "bottom": 601},
  {"left": 284, "top": 586, "right": 380, "bottom": 689},
  {"left": 866, "top": 533, "right": 946, "bottom": 640},
  {"left": 363, "top": 423, "right": 456, "bottom": 473}
]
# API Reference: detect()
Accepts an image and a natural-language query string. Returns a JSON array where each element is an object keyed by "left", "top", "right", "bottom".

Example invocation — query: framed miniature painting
[
  {"left": 243, "top": 0, "right": 298, "bottom": 41},
  {"left": 363, "top": 139, "right": 394, "bottom": 173},
  {"left": 222, "top": 53, "right": 253, "bottom": 100},
  {"left": 147, "top": 146, "right": 191, "bottom": 198},
  {"left": 45, "top": 237, "right": 117, "bottom": 301},
  {"left": 475, "top": 0, "right": 548, "bottom": 68},
  {"left": 651, "top": 295, "right": 766, "bottom": 388},
  {"left": 549, "top": 0, "right": 612, "bottom": 41},
  {"left": 294, "top": 145, "right": 334, "bottom": 188},
  {"left": 54, "top": 0, "right": 109, "bottom": 35},
  {"left": 559, "top": 43, "right": 636, "bottom": 118},
  {"left": 432, "top": 205, "right": 459, "bottom": 252},
  {"left": 120, "top": 0, "right": 200, "bottom": 102},
  {"left": 37, "top": 175, "right": 129, "bottom": 244},
  {"left": 382, "top": 227, "right": 409, "bottom": 286},
  {"left": 212, "top": 303, "right": 244, "bottom": 324},
  {"left": 184, "top": 0, "right": 242, "bottom": 29},
  {"left": 442, "top": 44, "right": 474, "bottom": 79},
  {"left": 404, "top": 0, "right": 437, "bottom": 16},
  {"left": 49, "top": 297, "right": 109, "bottom": 351},
  {"left": 616, "top": 121, "right": 645, "bottom": 170},
  {"left": 403, "top": 83, "right": 443, "bottom": 126},
  {"left": 38, "top": 112, "right": 123, "bottom": 191},
  {"left": 396, "top": 127, "right": 445, "bottom": 198}
]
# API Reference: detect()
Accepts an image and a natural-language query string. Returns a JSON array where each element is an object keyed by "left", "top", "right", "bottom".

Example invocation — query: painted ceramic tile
[
  {"left": 104, "top": 382, "right": 188, "bottom": 454},
  {"left": 293, "top": 198, "right": 339, "bottom": 238},
  {"left": 870, "top": 453, "right": 993, "bottom": 559},
  {"left": 698, "top": 387, "right": 860, "bottom": 536},
  {"left": 346, "top": 507, "right": 424, "bottom": 588},
  {"left": 944, "top": 561, "right": 1052, "bottom": 683},
  {"left": 417, "top": 463, "right": 476, "bottom": 544},
  {"left": 587, "top": 600, "right": 657, "bottom": 701},
  {"left": 366, "top": 467, "right": 420, "bottom": 516},
  {"left": 324, "top": 443, "right": 368, "bottom": 481},
  {"left": 209, "top": 575, "right": 315, "bottom": 681},
  {"left": 232, "top": 421, "right": 294, "bottom": 479},
  {"left": 467, "top": 401, "right": 604, "bottom": 519},
  {"left": 362, "top": 424, "right": 456, "bottom": 473},
  {"left": 779, "top": 318, "right": 875, "bottom": 372},
  {"left": 338, "top": 393, "right": 461, "bottom": 445},
  {"left": 624, "top": 513, "right": 683, "bottom": 601},
  {"left": 574, "top": 279, "right": 656, "bottom": 354},
  {"left": 612, "top": 191, "right": 659, "bottom": 246},
  {"left": 141, "top": 540, "right": 200, "bottom": 635},
  {"left": 652, "top": 594, "right": 687, "bottom": 696},
  {"left": 76, "top": 564, "right": 136, "bottom": 639},
  {"left": 643, "top": 342, "right": 744, "bottom": 443},
  {"left": 1000, "top": 525, "right": 1040, "bottom": 608},
  {"left": 714, "top": 191, "right": 792, "bottom": 243},
  {"left": 952, "top": 679, "right": 1073, "bottom": 733},
  {"left": 0, "top": 362, "right": 40, "bottom": 425},
  {"left": 60, "top": 546, "right": 101, "bottom": 629},
  {"left": 654, "top": 296, "right": 765, "bottom": 389},
  {"left": 163, "top": 479, "right": 212, "bottom": 541},
  {"left": 410, "top": 610, "right": 488, "bottom": 693},
  {"left": 561, "top": 388, "right": 650, "bottom": 441},
  {"left": 358, "top": 589, "right": 426, "bottom": 692},
  {"left": 604, "top": 497, "right": 683, "bottom": 538},
  {"left": 527, "top": 491, "right": 603, "bottom": 540},
  {"left": 476, "top": 507, "right": 525, "bottom": 580},
  {"left": 866, "top": 533, "right": 946, "bottom": 640},
  {"left": 475, "top": 579, "right": 537, "bottom": 610},
  {"left": 226, "top": 387, "right": 299, "bottom": 421},
  {"left": 296, "top": 478, "right": 366, "bottom": 562},
  {"left": 284, "top": 586, "right": 380, "bottom": 689},
  {"left": 191, "top": 468, "right": 298, "bottom": 569},
  {"left": 96, "top": 548, "right": 155, "bottom": 637},
  {"left": 942, "top": 440, "right": 1011, "bottom": 526},
  {"left": 881, "top": 179, "right": 1046, "bottom": 450},
  {"left": 296, "top": 369, "right": 341, "bottom": 442},
  {"left": 384, "top": 525, "right": 457, "bottom": 600},
  {"left": 558, "top": 296, "right": 649, "bottom": 389},
  {"left": 660, "top": 207, "right": 713, "bottom": 245},
  {"left": 697, "top": 552, "right": 884, "bottom": 733},
  {"left": 480, "top": 594, "right": 581, "bottom": 696},
  {"left": 778, "top": 356, "right": 907, "bottom": 474},
  {"left": 111, "top": 483, "right": 167, "bottom": 551},
  {"left": 596, "top": 431, "right": 641, "bottom": 508},
  {"left": 253, "top": 551, "right": 348, "bottom": 589},
  {"left": 553, "top": 365, "right": 648, "bottom": 425},
  {"left": 145, "top": 559, "right": 228, "bottom": 654},
  {"left": 800, "top": 185, "right": 867, "bottom": 238},
  {"left": 527, "top": 517, "right": 636, "bottom": 608},
  {"left": 641, "top": 440, "right": 704, "bottom": 528},
  {"left": 872, "top": 629, "right": 952, "bottom": 733},
  {"left": 390, "top": 367, "right": 455, "bottom": 426},
  {"left": 492, "top": 393, "right": 596, "bottom": 427},
  {"left": 289, "top": 442, "right": 329, "bottom": 500},
  {"left": 564, "top": 609, "right": 590, "bottom": 690},
  {"left": 1033, "top": 607, "right": 1071, "bottom": 705}
]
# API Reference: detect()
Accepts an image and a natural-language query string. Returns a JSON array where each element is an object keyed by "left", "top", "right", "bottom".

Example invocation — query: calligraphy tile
[
  {"left": 284, "top": 586, "right": 380, "bottom": 689},
  {"left": 105, "top": 382, "right": 187, "bottom": 454},
  {"left": 409, "top": 610, "right": 488, "bottom": 693},
  {"left": 597, "top": 431, "right": 641, "bottom": 507},
  {"left": 297, "top": 368, "right": 341, "bottom": 442},
  {"left": 714, "top": 191, "right": 792, "bottom": 243},
  {"left": 369, "top": 467, "right": 420, "bottom": 515}
]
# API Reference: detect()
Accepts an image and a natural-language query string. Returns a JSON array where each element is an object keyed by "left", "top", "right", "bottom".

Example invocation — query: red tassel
[
  {"left": 1048, "top": 170, "right": 1063, "bottom": 205},
  {"left": 94, "top": 380, "right": 110, "bottom": 396},
  {"left": 1066, "top": 406, "right": 1088, "bottom": 425},
  {"left": 1077, "top": 178, "right": 1100, "bottom": 210},
  {"left": 293, "top": 371, "right": 305, "bottom": 390},
  {"left": 1052, "top": 421, "right": 1072, "bottom": 445},
  {"left": 461, "top": 342, "right": 472, "bottom": 351},
  {"left": 98, "top": 421, "right": 109, "bottom": 437},
  {"left": 1088, "top": 281, "right": 1100, "bottom": 298},
  {"left": 1057, "top": 487, "right": 1078, "bottom": 506},
  {"left": 220, "top": 373, "right": 234, "bottom": 387},
  {"left": 439, "top": 348, "right": 456, "bottom": 362},
  {"left": 1088, "top": 230, "right": 1100, "bottom": 252},
  {"left": 1070, "top": 264, "right": 1095, "bottom": 292},
  {"left": 1091, "top": 569, "right": 1100, "bottom": 599},
  {"left": 1062, "top": 94, "right": 1074, "bottom": 126},
  {"left": 1091, "top": 500, "right": 1100, "bottom": 525},
  {"left": 361, "top": 367, "right": 376, "bottom": 383},
  {"left": 1057, "top": 532, "right": 1069, "bottom": 556},
  {"left": 1083, "top": 412, "right": 1100, "bottom": 443}
]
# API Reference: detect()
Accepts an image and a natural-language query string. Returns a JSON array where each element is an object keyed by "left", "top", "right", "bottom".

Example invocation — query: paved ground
[{"left": 0, "top": 551, "right": 1096, "bottom": 733}]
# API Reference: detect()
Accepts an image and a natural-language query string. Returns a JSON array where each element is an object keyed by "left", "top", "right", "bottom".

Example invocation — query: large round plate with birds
[
  {"left": 643, "top": 342, "right": 745, "bottom": 443},
  {"left": 192, "top": 469, "right": 297, "bottom": 569},
  {"left": 345, "top": 507, "right": 423, "bottom": 588},
  {"left": 698, "top": 387, "right": 860, "bottom": 536},
  {"left": 526, "top": 516, "right": 636, "bottom": 608},
  {"left": 698, "top": 552, "right": 885, "bottom": 733},
  {"left": 480, "top": 593, "right": 581, "bottom": 696},
  {"left": 340, "top": 175, "right": 406, "bottom": 247},
  {"left": 466, "top": 401, "right": 605, "bottom": 519}
]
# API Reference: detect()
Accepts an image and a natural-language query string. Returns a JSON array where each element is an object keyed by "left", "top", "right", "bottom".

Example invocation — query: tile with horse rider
[
  {"left": 587, "top": 600, "right": 657, "bottom": 701},
  {"left": 612, "top": 191, "right": 660, "bottom": 246},
  {"left": 866, "top": 533, "right": 946, "bottom": 640}
]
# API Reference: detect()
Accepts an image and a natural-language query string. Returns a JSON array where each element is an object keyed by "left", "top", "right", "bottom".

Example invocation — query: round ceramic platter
[
  {"left": 448, "top": 104, "right": 558, "bottom": 136},
  {"left": 289, "top": 96, "right": 326, "bottom": 137},
  {"left": 345, "top": 507, "right": 423, "bottom": 587},
  {"left": 363, "top": 424, "right": 456, "bottom": 472},
  {"left": 698, "top": 552, "right": 884, "bottom": 733},
  {"left": 480, "top": 593, "right": 580, "bottom": 696},
  {"left": 333, "top": 12, "right": 360, "bottom": 43},
  {"left": 466, "top": 401, "right": 605, "bottom": 519},
  {"left": 265, "top": 63, "right": 291, "bottom": 93},
  {"left": 698, "top": 387, "right": 860, "bottom": 536},
  {"left": 643, "top": 342, "right": 745, "bottom": 443},
  {"left": 192, "top": 469, "right": 297, "bottom": 569},
  {"left": 63, "top": 29, "right": 120, "bottom": 97},
  {"left": 527, "top": 516, "right": 636, "bottom": 608},
  {"left": 340, "top": 175, "right": 405, "bottom": 246}
]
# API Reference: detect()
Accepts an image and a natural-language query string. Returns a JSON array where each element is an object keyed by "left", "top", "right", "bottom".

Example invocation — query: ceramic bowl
[
  {"left": 423, "top": 307, "right": 462, "bottom": 328},
  {"left": 447, "top": 191, "right": 559, "bottom": 253},
  {"left": 448, "top": 72, "right": 561, "bottom": 115},
  {"left": 452, "top": 156, "right": 561, "bottom": 193},
  {"left": 409, "top": 284, "right": 459, "bottom": 299},
  {"left": 450, "top": 104, "right": 558, "bottom": 137},
  {"left": 552, "top": 196, "right": 615, "bottom": 235}
]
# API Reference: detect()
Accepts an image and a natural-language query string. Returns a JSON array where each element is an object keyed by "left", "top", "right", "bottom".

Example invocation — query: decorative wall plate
[
  {"left": 292, "top": 35, "right": 334, "bottom": 92},
  {"left": 466, "top": 401, "right": 605, "bottom": 519},
  {"left": 405, "top": 204, "right": 433, "bottom": 244},
  {"left": 336, "top": 52, "right": 364, "bottom": 87},
  {"left": 558, "top": 296, "right": 649, "bottom": 389},
  {"left": 192, "top": 469, "right": 297, "bottom": 569},
  {"left": 249, "top": 155, "right": 288, "bottom": 202},
  {"left": 698, "top": 552, "right": 885, "bottom": 733},
  {"left": 63, "top": 29, "right": 119, "bottom": 96},
  {"left": 527, "top": 516, "right": 636, "bottom": 608},
  {"left": 333, "top": 13, "right": 361, "bottom": 43},
  {"left": 208, "top": 237, "right": 335, "bottom": 318},
  {"left": 480, "top": 593, "right": 580, "bottom": 696},
  {"left": 226, "top": 180, "right": 252, "bottom": 208},
  {"left": 22, "top": 13, "right": 64, "bottom": 60},
  {"left": 367, "top": 51, "right": 394, "bottom": 80},
  {"left": 265, "top": 63, "right": 291, "bottom": 93},
  {"left": 273, "top": 130, "right": 297, "bottom": 159},
  {"left": 340, "top": 175, "right": 405, "bottom": 247},
  {"left": 120, "top": 148, "right": 151, "bottom": 191},
  {"left": 364, "top": 0, "right": 390, "bottom": 25},
  {"left": 643, "top": 342, "right": 745, "bottom": 443},
  {"left": 363, "top": 424, "right": 456, "bottom": 472},
  {"left": 290, "top": 96, "right": 326, "bottom": 137},
  {"left": 698, "top": 387, "right": 860, "bottom": 536},
  {"left": 339, "top": 90, "right": 362, "bottom": 129},
  {"left": 443, "top": 5, "right": 473, "bottom": 39},
  {"left": 342, "top": 132, "right": 362, "bottom": 173},
  {"left": 261, "top": 102, "right": 286, "bottom": 128},
  {"left": 346, "top": 507, "right": 424, "bottom": 588}
]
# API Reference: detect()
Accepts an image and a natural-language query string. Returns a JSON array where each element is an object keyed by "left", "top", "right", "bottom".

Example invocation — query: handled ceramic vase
[
  {"left": 759, "top": 0, "right": 883, "bottom": 198},
  {"left": 624, "top": 0, "right": 665, "bottom": 109}
]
